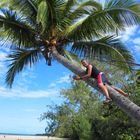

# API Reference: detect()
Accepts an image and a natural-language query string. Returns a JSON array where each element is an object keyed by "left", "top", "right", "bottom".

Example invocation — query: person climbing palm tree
[{"left": 73, "top": 59, "right": 128, "bottom": 103}]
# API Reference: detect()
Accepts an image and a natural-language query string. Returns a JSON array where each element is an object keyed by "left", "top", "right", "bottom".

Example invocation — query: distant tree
[{"left": 41, "top": 80, "right": 97, "bottom": 139}]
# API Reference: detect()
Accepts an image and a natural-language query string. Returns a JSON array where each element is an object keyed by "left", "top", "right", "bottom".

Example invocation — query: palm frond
[
  {"left": 71, "top": 36, "right": 134, "bottom": 71},
  {"left": 64, "top": 50, "right": 81, "bottom": 64},
  {"left": 36, "top": 0, "right": 66, "bottom": 36},
  {"left": 0, "top": 9, "right": 37, "bottom": 48},
  {"left": 66, "top": 6, "right": 140, "bottom": 41},
  {"left": 58, "top": 0, "right": 102, "bottom": 35},
  {"left": 6, "top": 48, "right": 41, "bottom": 87},
  {"left": 37, "top": 0, "right": 48, "bottom": 32},
  {"left": 64, "top": 18, "right": 97, "bottom": 40},
  {"left": 69, "top": 0, "right": 102, "bottom": 20},
  {"left": 0, "top": 0, "right": 37, "bottom": 24},
  {"left": 65, "top": 17, "right": 101, "bottom": 41},
  {"left": 63, "top": 0, "right": 77, "bottom": 15},
  {"left": 104, "top": 0, "right": 140, "bottom": 32},
  {"left": 105, "top": 0, "right": 140, "bottom": 15},
  {"left": 54, "top": 0, "right": 72, "bottom": 34}
]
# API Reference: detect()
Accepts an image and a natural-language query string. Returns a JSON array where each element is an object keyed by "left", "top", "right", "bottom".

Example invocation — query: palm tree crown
[{"left": 0, "top": 0, "right": 140, "bottom": 87}]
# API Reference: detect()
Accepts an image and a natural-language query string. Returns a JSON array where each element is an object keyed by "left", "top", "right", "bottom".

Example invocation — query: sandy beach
[{"left": 0, "top": 135, "right": 69, "bottom": 140}]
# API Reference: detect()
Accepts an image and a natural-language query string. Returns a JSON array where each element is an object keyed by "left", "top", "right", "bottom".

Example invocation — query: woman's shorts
[{"left": 97, "top": 72, "right": 112, "bottom": 85}]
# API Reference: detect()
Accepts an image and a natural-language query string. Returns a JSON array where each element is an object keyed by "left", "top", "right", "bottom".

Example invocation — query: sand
[{"left": 0, "top": 135, "right": 69, "bottom": 140}]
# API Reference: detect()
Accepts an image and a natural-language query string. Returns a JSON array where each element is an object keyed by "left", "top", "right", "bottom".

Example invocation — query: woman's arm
[{"left": 81, "top": 64, "right": 92, "bottom": 80}]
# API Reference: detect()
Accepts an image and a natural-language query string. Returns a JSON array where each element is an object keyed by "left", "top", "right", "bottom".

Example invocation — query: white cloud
[
  {"left": 57, "top": 75, "right": 71, "bottom": 84},
  {"left": 0, "top": 62, "right": 7, "bottom": 77},
  {"left": 0, "top": 51, "right": 7, "bottom": 74},
  {"left": 0, "top": 46, "right": 10, "bottom": 53},
  {"left": 49, "top": 83, "right": 56, "bottom": 88},
  {"left": 133, "top": 45, "right": 140, "bottom": 52},
  {"left": 0, "top": 62, "right": 6, "bottom": 71},
  {"left": 19, "top": 71, "right": 36, "bottom": 83},
  {"left": 0, "top": 52, "right": 7, "bottom": 61},
  {"left": 120, "top": 26, "right": 138, "bottom": 41},
  {"left": 49, "top": 74, "right": 71, "bottom": 88},
  {"left": 0, "top": 50, "right": 10, "bottom": 77},
  {"left": 0, "top": 86, "right": 59, "bottom": 98},
  {"left": 133, "top": 38, "right": 140, "bottom": 45}
]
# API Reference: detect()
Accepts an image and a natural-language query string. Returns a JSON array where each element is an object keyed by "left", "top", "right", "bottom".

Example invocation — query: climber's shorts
[{"left": 97, "top": 72, "right": 112, "bottom": 85}]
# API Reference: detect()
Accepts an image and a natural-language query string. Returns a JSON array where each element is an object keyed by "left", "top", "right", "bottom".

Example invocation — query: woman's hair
[
  {"left": 81, "top": 59, "right": 85, "bottom": 62},
  {"left": 81, "top": 59, "right": 89, "bottom": 63}
]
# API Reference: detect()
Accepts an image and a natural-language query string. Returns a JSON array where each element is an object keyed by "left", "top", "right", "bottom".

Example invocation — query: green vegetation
[{"left": 41, "top": 63, "right": 140, "bottom": 140}]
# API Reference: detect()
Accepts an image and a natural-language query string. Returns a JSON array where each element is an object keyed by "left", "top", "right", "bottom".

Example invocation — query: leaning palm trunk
[{"left": 52, "top": 47, "right": 140, "bottom": 123}]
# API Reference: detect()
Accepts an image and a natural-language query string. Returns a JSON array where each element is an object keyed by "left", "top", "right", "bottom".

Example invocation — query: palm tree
[{"left": 0, "top": 0, "right": 140, "bottom": 123}]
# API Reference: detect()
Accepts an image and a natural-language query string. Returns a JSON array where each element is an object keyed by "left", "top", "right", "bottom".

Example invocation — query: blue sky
[
  {"left": 0, "top": 27, "right": 140, "bottom": 135},
  {"left": 0, "top": 54, "right": 72, "bottom": 134},
  {"left": 0, "top": 2, "right": 140, "bottom": 135}
]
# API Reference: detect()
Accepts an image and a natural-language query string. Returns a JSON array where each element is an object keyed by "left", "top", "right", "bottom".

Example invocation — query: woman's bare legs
[
  {"left": 98, "top": 83, "right": 112, "bottom": 102},
  {"left": 111, "top": 86, "right": 128, "bottom": 97}
]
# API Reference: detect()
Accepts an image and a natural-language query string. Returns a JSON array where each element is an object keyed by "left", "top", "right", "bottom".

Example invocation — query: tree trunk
[{"left": 52, "top": 47, "right": 140, "bottom": 124}]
